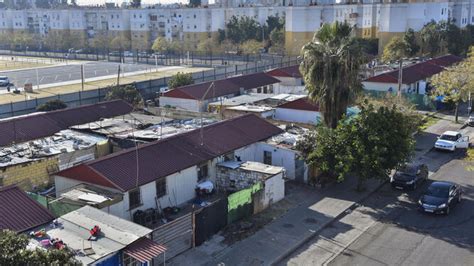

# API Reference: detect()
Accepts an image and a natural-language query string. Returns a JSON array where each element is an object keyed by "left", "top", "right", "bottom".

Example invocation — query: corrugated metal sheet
[
  {"left": 0, "top": 100, "right": 133, "bottom": 147},
  {"left": 163, "top": 72, "right": 280, "bottom": 100},
  {"left": 152, "top": 213, "right": 193, "bottom": 260},
  {"left": 364, "top": 55, "right": 462, "bottom": 85},
  {"left": 277, "top": 97, "right": 319, "bottom": 112},
  {"left": 57, "top": 114, "right": 284, "bottom": 192},
  {"left": 0, "top": 185, "right": 55, "bottom": 232},
  {"left": 124, "top": 237, "right": 167, "bottom": 263},
  {"left": 61, "top": 206, "right": 152, "bottom": 245},
  {"left": 266, "top": 65, "right": 302, "bottom": 78}
]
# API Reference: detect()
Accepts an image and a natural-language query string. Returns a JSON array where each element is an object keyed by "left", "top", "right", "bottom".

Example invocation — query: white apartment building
[{"left": 0, "top": 0, "right": 472, "bottom": 53}]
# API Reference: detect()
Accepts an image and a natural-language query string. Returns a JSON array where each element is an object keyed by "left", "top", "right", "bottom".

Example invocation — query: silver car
[
  {"left": 467, "top": 115, "right": 474, "bottom": 127},
  {"left": 0, "top": 76, "right": 10, "bottom": 86}
]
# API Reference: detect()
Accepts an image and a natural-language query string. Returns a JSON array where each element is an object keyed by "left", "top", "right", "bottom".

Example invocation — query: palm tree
[{"left": 300, "top": 22, "right": 365, "bottom": 128}]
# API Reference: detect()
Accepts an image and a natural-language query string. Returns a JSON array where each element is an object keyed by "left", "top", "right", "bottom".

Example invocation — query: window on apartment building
[
  {"left": 156, "top": 178, "right": 167, "bottom": 198},
  {"left": 151, "top": 15, "right": 157, "bottom": 21},
  {"left": 194, "top": 25, "right": 197, "bottom": 29},
  {"left": 198, "top": 162, "right": 209, "bottom": 181},
  {"left": 129, "top": 188, "right": 142, "bottom": 209},
  {"left": 263, "top": 151, "right": 272, "bottom": 165},
  {"left": 194, "top": 14, "right": 196, "bottom": 19}
]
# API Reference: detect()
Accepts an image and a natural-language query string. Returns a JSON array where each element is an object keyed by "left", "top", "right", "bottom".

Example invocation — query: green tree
[
  {"left": 36, "top": 99, "right": 68, "bottom": 112},
  {"left": 347, "top": 103, "right": 416, "bottom": 190},
  {"left": 269, "top": 27, "right": 285, "bottom": 54},
  {"left": 431, "top": 57, "right": 473, "bottom": 123},
  {"left": 403, "top": 28, "right": 420, "bottom": 57},
  {"left": 197, "top": 37, "right": 222, "bottom": 54},
  {"left": 353, "top": 38, "right": 379, "bottom": 56},
  {"left": 105, "top": 85, "right": 143, "bottom": 107},
  {"left": 90, "top": 32, "right": 112, "bottom": 52},
  {"left": 300, "top": 22, "right": 365, "bottom": 129},
  {"left": 0, "top": 230, "right": 76, "bottom": 265},
  {"left": 12, "top": 32, "right": 34, "bottom": 51},
  {"left": 225, "top": 16, "right": 260, "bottom": 44},
  {"left": 110, "top": 35, "right": 131, "bottom": 51},
  {"left": 266, "top": 15, "right": 284, "bottom": 36},
  {"left": 420, "top": 20, "right": 443, "bottom": 57},
  {"left": 297, "top": 101, "right": 416, "bottom": 190},
  {"left": 167, "top": 72, "right": 194, "bottom": 89},
  {"left": 151, "top": 37, "right": 170, "bottom": 53},
  {"left": 240, "top": 39, "right": 261, "bottom": 54},
  {"left": 382, "top": 36, "right": 409, "bottom": 62}
]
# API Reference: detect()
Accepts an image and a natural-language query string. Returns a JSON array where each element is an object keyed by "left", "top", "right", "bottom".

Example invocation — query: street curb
[{"left": 271, "top": 179, "right": 388, "bottom": 265}]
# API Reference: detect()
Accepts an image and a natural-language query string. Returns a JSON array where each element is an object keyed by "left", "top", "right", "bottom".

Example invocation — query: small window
[
  {"left": 156, "top": 178, "right": 167, "bottom": 198},
  {"left": 263, "top": 151, "right": 272, "bottom": 165},
  {"left": 198, "top": 162, "right": 209, "bottom": 181},
  {"left": 129, "top": 188, "right": 141, "bottom": 209}
]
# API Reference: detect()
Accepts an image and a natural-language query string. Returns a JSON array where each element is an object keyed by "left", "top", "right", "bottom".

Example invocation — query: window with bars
[{"left": 156, "top": 178, "right": 167, "bottom": 198}]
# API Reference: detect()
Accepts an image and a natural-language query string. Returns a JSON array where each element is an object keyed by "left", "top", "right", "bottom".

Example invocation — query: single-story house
[
  {"left": 266, "top": 65, "right": 306, "bottom": 94},
  {"left": 28, "top": 206, "right": 166, "bottom": 265},
  {"left": 274, "top": 97, "right": 321, "bottom": 125},
  {"left": 362, "top": 55, "right": 463, "bottom": 94},
  {"left": 160, "top": 72, "right": 281, "bottom": 112},
  {"left": 54, "top": 114, "right": 284, "bottom": 221},
  {"left": 0, "top": 185, "right": 55, "bottom": 233}
]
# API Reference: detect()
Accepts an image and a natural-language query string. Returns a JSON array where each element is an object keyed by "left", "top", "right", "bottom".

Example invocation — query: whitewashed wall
[
  {"left": 159, "top": 97, "right": 201, "bottom": 112},
  {"left": 274, "top": 108, "right": 321, "bottom": 125},
  {"left": 263, "top": 172, "right": 285, "bottom": 208}
]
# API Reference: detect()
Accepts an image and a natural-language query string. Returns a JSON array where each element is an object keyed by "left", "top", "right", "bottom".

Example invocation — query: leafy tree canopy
[
  {"left": 167, "top": 72, "right": 194, "bottom": 89},
  {"left": 0, "top": 230, "right": 76, "bottom": 265},
  {"left": 36, "top": 99, "right": 68, "bottom": 112},
  {"left": 105, "top": 85, "right": 143, "bottom": 107}
]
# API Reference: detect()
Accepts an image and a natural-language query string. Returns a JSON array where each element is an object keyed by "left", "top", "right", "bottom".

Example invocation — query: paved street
[
  {"left": 282, "top": 119, "right": 474, "bottom": 266},
  {"left": 0, "top": 61, "right": 160, "bottom": 88}
]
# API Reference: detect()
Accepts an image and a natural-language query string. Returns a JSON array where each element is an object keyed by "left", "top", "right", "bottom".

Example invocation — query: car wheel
[{"left": 445, "top": 206, "right": 450, "bottom": 215}]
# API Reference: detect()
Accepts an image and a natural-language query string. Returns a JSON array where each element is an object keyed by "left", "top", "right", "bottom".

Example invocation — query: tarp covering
[{"left": 228, "top": 182, "right": 262, "bottom": 211}]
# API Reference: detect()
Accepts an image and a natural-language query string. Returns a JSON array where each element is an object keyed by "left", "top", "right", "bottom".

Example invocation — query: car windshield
[
  {"left": 0, "top": 77, "right": 7, "bottom": 80},
  {"left": 425, "top": 185, "right": 449, "bottom": 198},
  {"left": 440, "top": 134, "right": 457, "bottom": 141},
  {"left": 397, "top": 165, "right": 417, "bottom": 176}
]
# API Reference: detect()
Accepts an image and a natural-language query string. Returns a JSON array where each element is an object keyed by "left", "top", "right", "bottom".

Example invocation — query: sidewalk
[
  {"left": 170, "top": 177, "right": 383, "bottom": 266},
  {"left": 170, "top": 117, "right": 452, "bottom": 266}
]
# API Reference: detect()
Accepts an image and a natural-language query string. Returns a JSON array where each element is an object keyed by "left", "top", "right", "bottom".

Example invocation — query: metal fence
[
  {"left": 0, "top": 57, "right": 299, "bottom": 119},
  {"left": 0, "top": 49, "right": 289, "bottom": 67}
]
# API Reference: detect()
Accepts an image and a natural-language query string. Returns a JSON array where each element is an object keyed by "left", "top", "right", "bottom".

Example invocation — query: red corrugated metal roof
[
  {"left": 0, "top": 185, "right": 55, "bottom": 232},
  {"left": 266, "top": 65, "right": 302, "bottom": 78},
  {"left": 56, "top": 114, "right": 284, "bottom": 192},
  {"left": 277, "top": 97, "right": 319, "bottom": 112},
  {"left": 124, "top": 237, "right": 167, "bottom": 263},
  {"left": 364, "top": 55, "right": 463, "bottom": 85},
  {"left": 0, "top": 100, "right": 133, "bottom": 147},
  {"left": 162, "top": 72, "right": 280, "bottom": 100}
]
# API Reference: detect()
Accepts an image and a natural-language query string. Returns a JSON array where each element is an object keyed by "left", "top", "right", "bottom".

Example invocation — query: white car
[{"left": 434, "top": 131, "right": 469, "bottom": 151}]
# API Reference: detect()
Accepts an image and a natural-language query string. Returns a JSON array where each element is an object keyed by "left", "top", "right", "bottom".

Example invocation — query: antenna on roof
[{"left": 200, "top": 82, "right": 215, "bottom": 146}]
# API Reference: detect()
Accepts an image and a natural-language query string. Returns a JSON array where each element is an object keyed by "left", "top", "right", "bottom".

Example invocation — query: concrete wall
[
  {"left": 235, "top": 142, "right": 308, "bottom": 182},
  {"left": 362, "top": 81, "right": 426, "bottom": 94},
  {"left": 262, "top": 172, "right": 285, "bottom": 208},
  {"left": 159, "top": 97, "right": 202, "bottom": 112},
  {"left": 274, "top": 108, "right": 321, "bottom": 125}
]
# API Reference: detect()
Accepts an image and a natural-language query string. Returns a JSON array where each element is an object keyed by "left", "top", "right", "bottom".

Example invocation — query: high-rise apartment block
[{"left": 0, "top": 0, "right": 472, "bottom": 54}]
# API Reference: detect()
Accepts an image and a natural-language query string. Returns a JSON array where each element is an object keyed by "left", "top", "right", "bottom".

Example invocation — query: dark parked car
[
  {"left": 418, "top": 181, "right": 462, "bottom": 215},
  {"left": 391, "top": 163, "right": 428, "bottom": 190}
]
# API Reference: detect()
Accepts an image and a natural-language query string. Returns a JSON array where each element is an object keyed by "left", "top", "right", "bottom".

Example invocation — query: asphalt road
[
  {"left": 0, "top": 61, "right": 159, "bottom": 88},
  {"left": 327, "top": 149, "right": 474, "bottom": 266}
]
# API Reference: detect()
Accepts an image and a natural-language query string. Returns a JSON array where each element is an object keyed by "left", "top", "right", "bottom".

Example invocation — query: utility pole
[
  {"left": 117, "top": 64, "right": 121, "bottom": 86},
  {"left": 397, "top": 59, "right": 403, "bottom": 97},
  {"left": 81, "top": 64, "right": 85, "bottom": 91},
  {"left": 200, "top": 82, "right": 215, "bottom": 146},
  {"left": 35, "top": 69, "right": 40, "bottom": 90}
]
